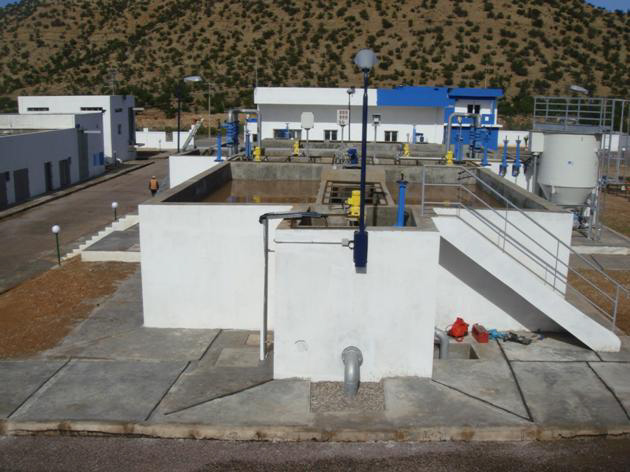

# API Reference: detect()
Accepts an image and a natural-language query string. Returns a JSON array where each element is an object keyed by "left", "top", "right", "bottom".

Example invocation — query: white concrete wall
[
  {"left": 255, "top": 87, "right": 377, "bottom": 107},
  {"left": 273, "top": 227, "right": 439, "bottom": 381},
  {"left": 257, "top": 104, "right": 444, "bottom": 144},
  {"left": 136, "top": 128, "right": 192, "bottom": 150},
  {"left": 1, "top": 129, "right": 78, "bottom": 205},
  {"left": 487, "top": 161, "right": 536, "bottom": 193},
  {"left": 18, "top": 95, "right": 135, "bottom": 161},
  {"left": 140, "top": 203, "right": 292, "bottom": 330},
  {"left": 454, "top": 99, "right": 494, "bottom": 117},
  {"left": 168, "top": 155, "right": 222, "bottom": 188}
]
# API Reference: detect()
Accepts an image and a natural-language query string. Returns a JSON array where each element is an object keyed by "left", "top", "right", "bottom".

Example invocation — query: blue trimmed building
[{"left": 251, "top": 86, "right": 503, "bottom": 150}]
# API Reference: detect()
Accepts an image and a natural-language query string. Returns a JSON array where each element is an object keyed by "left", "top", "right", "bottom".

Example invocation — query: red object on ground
[
  {"left": 472, "top": 323, "right": 489, "bottom": 343},
  {"left": 447, "top": 317, "right": 469, "bottom": 341}
]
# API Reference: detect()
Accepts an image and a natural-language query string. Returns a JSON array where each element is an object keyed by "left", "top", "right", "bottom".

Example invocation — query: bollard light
[
  {"left": 51, "top": 225, "right": 61, "bottom": 265},
  {"left": 111, "top": 201, "right": 118, "bottom": 221}
]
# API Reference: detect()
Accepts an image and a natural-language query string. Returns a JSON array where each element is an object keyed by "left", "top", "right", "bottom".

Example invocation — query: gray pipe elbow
[
  {"left": 342, "top": 346, "right": 363, "bottom": 397},
  {"left": 434, "top": 328, "right": 449, "bottom": 360}
]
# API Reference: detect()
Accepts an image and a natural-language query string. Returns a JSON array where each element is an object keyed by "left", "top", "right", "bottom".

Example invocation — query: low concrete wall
[
  {"left": 273, "top": 221, "right": 440, "bottom": 381},
  {"left": 169, "top": 155, "right": 222, "bottom": 188}
]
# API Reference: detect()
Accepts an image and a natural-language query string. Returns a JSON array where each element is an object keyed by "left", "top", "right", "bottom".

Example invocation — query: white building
[
  {"left": 0, "top": 113, "right": 104, "bottom": 209},
  {"left": 18, "top": 95, "right": 136, "bottom": 162},
  {"left": 135, "top": 127, "right": 194, "bottom": 151},
  {"left": 250, "top": 86, "right": 504, "bottom": 150}
]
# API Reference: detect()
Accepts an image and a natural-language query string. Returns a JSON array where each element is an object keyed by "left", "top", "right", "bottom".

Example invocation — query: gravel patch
[{"left": 310, "top": 381, "right": 385, "bottom": 413}]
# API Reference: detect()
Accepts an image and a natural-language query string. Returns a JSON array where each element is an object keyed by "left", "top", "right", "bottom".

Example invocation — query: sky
[{"left": 0, "top": 0, "right": 627, "bottom": 10}]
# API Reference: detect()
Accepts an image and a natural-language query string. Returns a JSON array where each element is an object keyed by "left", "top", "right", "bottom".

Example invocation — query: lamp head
[
  {"left": 111, "top": 201, "right": 118, "bottom": 209},
  {"left": 184, "top": 75, "right": 203, "bottom": 83},
  {"left": 347, "top": 86, "right": 355, "bottom": 95},
  {"left": 51, "top": 225, "right": 60, "bottom": 234},
  {"left": 354, "top": 49, "right": 377, "bottom": 73}
]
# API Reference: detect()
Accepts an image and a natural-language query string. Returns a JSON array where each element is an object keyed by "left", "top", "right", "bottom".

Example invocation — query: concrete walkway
[
  {"left": 1, "top": 267, "right": 630, "bottom": 442},
  {"left": 0, "top": 159, "right": 168, "bottom": 293}
]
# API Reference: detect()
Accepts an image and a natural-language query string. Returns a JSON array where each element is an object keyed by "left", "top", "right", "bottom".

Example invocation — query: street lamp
[
  {"left": 347, "top": 86, "right": 355, "bottom": 142},
  {"left": 51, "top": 224, "right": 61, "bottom": 265},
  {"left": 184, "top": 75, "right": 213, "bottom": 154},
  {"left": 352, "top": 48, "right": 377, "bottom": 270},
  {"left": 111, "top": 201, "right": 118, "bottom": 221}
]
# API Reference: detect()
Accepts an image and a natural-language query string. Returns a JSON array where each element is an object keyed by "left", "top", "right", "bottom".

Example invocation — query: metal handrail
[
  {"left": 446, "top": 203, "right": 615, "bottom": 324},
  {"left": 444, "top": 165, "right": 627, "bottom": 296},
  {"left": 421, "top": 166, "right": 627, "bottom": 326}
]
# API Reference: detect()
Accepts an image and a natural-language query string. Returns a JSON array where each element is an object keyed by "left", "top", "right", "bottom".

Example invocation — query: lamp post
[
  {"left": 352, "top": 48, "right": 377, "bottom": 270},
  {"left": 111, "top": 201, "right": 118, "bottom": 221},
  {"left": 183, "top": 76, "right": 213, "bottom": 154},
  {"left": 51, "top": 225, "right": 61, "bottom": 265},
  {"left": 347, "top": 86, "right": 355, "bottom": 142}
]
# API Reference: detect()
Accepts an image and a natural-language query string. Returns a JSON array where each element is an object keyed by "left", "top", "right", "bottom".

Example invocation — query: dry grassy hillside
[{"left": 0, "top": 0, "right": 628, "bottom": 120}]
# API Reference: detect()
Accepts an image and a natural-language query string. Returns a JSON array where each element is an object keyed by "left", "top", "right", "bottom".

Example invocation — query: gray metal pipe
[
  {"left": 434, "top": 328, "right": 449, "bottom": 360},
  {"left": 342, "top": 346, "right": 363, "bottom": 397},
  {"left": 444, "top": 112, "right": 482, "bottom": 155}
]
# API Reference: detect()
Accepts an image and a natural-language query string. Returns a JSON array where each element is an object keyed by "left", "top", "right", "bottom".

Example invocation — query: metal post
[
  {"left": 353, "top": 71, "right": 369, "bottom": 269},
  {"left": 396, "top": 175, "right": 408, "bottom": 227},
  {"left": 176, "top": 86, "right": 181, "bottom": 153},
  {"left": 420, "top": 165, "right": 426, "bottom": 216},
  {"left": 54, "top": 233, "right": 61, "bottom": 265},
  {"left": 348, "top": 92, "right": 352, "bottom": 142},
  {"left": 612, "top": 285, "right": 620, "bottom": 328},
  {"left": 552, "top": 239, "right": 560, "bottom": 290},
  {"left": 215, "top": 132, "right": 222, "bottom": 162},
  {"left": 306, "top": 129, "right": 310, "bottom": 161},
  {"left": 373, "top": 122, "right": 377, "bottom": 162},
  {"left": 208, "top": 84, "right": 212, "bottom": 154}
]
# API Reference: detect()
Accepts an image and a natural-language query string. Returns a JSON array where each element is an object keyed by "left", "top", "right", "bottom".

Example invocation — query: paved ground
[
  {"left": 1, "top": 436, "right": 630, "bottom": 471},
  {"left": 0, "top": 159, "right": 168, "bottom": 293},
  {"left": 1, "top": 268, "right": 630, "bottom": 442}
]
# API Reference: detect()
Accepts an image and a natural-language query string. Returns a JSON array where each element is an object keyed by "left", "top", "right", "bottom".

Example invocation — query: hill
[{"left": 0, "top": 0, "right": 628, "bottom": 121}]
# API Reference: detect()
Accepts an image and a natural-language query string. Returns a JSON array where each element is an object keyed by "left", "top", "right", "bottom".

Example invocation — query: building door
[
  {"left": 0, "top": 174, "right": 7, "bottom": 210},
  {"left": 13, "top": 168, "right": 30, "bottom": 203},
  {"left": 59, "top": 159, "right": 71, "bottom": 188},
  {"left": 44, "top": 162, "right": 53, "bottom": 192},
  {"left": 78, "top": 131, "right": 89, "bottom": 180}
]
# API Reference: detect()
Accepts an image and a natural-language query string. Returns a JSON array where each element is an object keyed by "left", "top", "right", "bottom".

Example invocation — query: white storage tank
[{"left": 538, "top": 133, "right": 598, "bottom": 206}]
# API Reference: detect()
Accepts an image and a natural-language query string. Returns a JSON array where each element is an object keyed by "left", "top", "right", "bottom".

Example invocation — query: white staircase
[
  {"left": 62, "top": 214, "right": 139, "bottom": 261},
  {"left": 182, "top": 119, "right": 204, "bottom": 151},
  {"left": 434, "top": 215, "right": 621, "bottom": 352}
]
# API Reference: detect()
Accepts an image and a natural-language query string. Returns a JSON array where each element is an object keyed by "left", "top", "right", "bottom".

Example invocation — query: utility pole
[{"left": 108, "top": 68, "right": 118, "bottom": 95}]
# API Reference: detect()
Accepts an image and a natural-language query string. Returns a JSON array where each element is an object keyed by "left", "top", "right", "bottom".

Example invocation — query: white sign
[
  {"left": 337, "top": 109, "right": 349, "bottom": 126},
  {"left": 301, "top": 112, "right": 314, "bottom": 130}
]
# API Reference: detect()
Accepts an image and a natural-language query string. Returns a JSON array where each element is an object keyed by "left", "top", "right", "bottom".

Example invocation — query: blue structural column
[
  {"left": 455, "top": 125, "right": 463, "bottom": 162},
  {"left": 215, "top": 132, "right": 223, "bottom": 162},
  {"left": 481, "top": 129, "right": 490, "bottom": 167},
  {"left": 499, "top": 138, "right": 508, "bottom": 176},
  {"left": 512, "top": 137, "right": 521, "bottom": 177},
  {"left": 245, "top": 132, "right": 252, "bottom": 160},
  {"left": 395, "top": 174, "right": 408, "bottom": 227}
]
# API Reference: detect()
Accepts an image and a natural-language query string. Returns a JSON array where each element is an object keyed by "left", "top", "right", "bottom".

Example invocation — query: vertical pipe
[
  {"left": 396, "top": 175, "right": 408, "bottom": 227},
  {"left": 208, "top": 84, "right": 212, "bottom": 153},
  {"left": 261, "top": 218, "right": 269, "bottom": 361},
  {"left": 353, "top": 71, "right": 369, "bottom": 269},
  {"left": 215, "top": 132, "right": 222, "bottom": 162},
  {"left": 420, "top": 165, "right": 426, "bottom": 216}
]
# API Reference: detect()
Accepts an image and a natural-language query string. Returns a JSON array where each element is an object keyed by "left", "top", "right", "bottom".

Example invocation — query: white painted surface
[
  {"left": 273, "top": 227, "right": 439, "bottom": 381},
  {"left": 140, "top": 203, "right": 291, "bottom": 330},
  {"left": 487, "top": 161, "right": 536, "bottom": 193},
  {"left": 255, "top": 87, "right": 377, "bottom": 107},
  {"left": 168, "top": 155, "right": 223, "bottom": 187},
  {"left": 254, "top": 104, "right": 444, "bottom": 144},
  {"left": 18, "top": 95, "right": 135, "bottom": 161},
  {"left": 434, "top": 216, "right": 620, "bottom": 351},
  {"left": 136, "top": 128, "right": 192, "bottom": 150},
  {"left": 0, "top": 113, "right": 105, "bottom": 206},
  {"left": 538, "top": 133, "right": 598, "bottom": 206}
]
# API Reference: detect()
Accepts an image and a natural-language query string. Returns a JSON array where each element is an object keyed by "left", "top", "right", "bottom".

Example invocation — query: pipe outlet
[
  {"left": 342, "top": 346, "right": 363, "bottom": 397},
  {"left": 434, "top": 328, "right": 449, "bottom": 360}
]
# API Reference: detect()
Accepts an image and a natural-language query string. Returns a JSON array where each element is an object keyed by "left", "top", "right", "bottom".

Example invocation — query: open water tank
[{"left": 538, "top": 133, "right": 598, "bottom": 206}]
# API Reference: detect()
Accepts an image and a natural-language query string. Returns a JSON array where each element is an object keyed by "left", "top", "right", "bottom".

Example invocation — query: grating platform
[{"left": 321, "top": 181, "right": 388, "bottom": 206}]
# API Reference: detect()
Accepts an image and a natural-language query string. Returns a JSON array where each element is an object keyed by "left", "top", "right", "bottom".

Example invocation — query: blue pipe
[
  {"left": 412, "top": 125, "right": 417, "bottom": 144},
  {"left": 499, "top": 138, "right": 508, "bottom": 176},
  {"left": 245, "top": 132, "right": 252, "bottom": 160},
  {"left": 512, "top": 137, "right": 521, "bottom": 177},
  {"left": 395, "top": 175, "right": 408, "bottom": 227},
  {"left": 455, "top": 125, "right": 463, "bottom": 162},
  {"left": 481, "top": 129, "right": 490, "bottom": 167},
  {"left": 215, "top": 133, "right": 223, "bottom": 162}
]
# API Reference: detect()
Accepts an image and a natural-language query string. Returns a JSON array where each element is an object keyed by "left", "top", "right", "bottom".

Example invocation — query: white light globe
[
  {"left": 51, "top": 225, "right": 60, "bottom": 234},
  {"left": 354, "top": 49, "right": 377, "bottom": 72},
  {"left": 112, "top": 201, "right": 118, "bottom": 209}
]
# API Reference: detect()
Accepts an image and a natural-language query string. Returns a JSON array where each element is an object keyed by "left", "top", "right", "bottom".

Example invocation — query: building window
[
  {"left": 117, "top": 124, "right": 122, "bottom": 135},
  {"left": 384, "top": 131, "right": 398, "bottom": 142},
  {"left": 467, "top": 104, "right": 481, "bottom": 114},
  {"left": 324, "top": 130, "right": 338, "bottom": 141},
  {"left": 27, "top": 107, "right": 49, "bottom": 111},
  {"left": 165, "top": 131, "right": 173, "bottom": 142},
  {"left": 273, "top": 129, "right": 301, "bottom": 140},
  {"left": 80, "top": 107, "right": 104, "bottom": 112}
]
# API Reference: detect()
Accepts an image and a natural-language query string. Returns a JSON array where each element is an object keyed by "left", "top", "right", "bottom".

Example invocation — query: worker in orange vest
[{"left": 149, "top": 176, "right": 159, "bottom": 197}]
